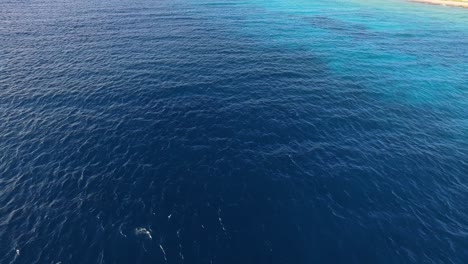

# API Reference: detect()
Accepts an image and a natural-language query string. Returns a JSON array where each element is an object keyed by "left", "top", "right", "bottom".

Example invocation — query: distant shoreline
[{"left": 410, "top": 0, "right": 468, "bottom": 8}]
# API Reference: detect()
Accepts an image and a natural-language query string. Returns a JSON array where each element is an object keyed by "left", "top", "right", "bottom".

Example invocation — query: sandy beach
[{"left": 411, "top": 0, "right": 468, "bottom": 8}]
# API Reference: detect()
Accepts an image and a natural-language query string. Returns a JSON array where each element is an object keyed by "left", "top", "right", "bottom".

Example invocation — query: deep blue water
[{"left": 1, "top": 0, "right": 468, "bottom": 263}]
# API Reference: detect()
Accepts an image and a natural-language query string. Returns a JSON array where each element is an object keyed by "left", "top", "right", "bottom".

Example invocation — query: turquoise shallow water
[
  {"left": 220, "top": 0, "right": 468, "bottom": 102},
  {"left": 1, "top": 0, "right": 467, "bottom": 263}
]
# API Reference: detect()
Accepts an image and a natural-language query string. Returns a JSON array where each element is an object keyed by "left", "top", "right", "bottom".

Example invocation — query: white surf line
[{"left": 410, "top": 0, "right": 468, "bottom": 8}]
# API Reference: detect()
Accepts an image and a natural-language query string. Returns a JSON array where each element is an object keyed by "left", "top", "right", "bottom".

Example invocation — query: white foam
[
  {"left": 159, "top": 244, "right": 167, "bottom": 262},
  {"left": 135, "top": 227, "right": 152, "bottom": 239}
]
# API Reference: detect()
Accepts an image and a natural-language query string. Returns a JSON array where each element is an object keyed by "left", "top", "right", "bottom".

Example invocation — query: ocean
[{"left": 0, "top": 0, "right": 467, "bottom": 263}]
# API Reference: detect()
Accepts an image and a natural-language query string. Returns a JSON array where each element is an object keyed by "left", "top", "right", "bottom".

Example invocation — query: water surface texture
[{"left": 1, "top": 0, "right": 468, "bottom": 263}]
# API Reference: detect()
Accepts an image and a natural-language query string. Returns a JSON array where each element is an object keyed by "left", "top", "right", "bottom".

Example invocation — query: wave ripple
[{"left": 1, "top": 0, "right": 467, "bottom": 263}]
